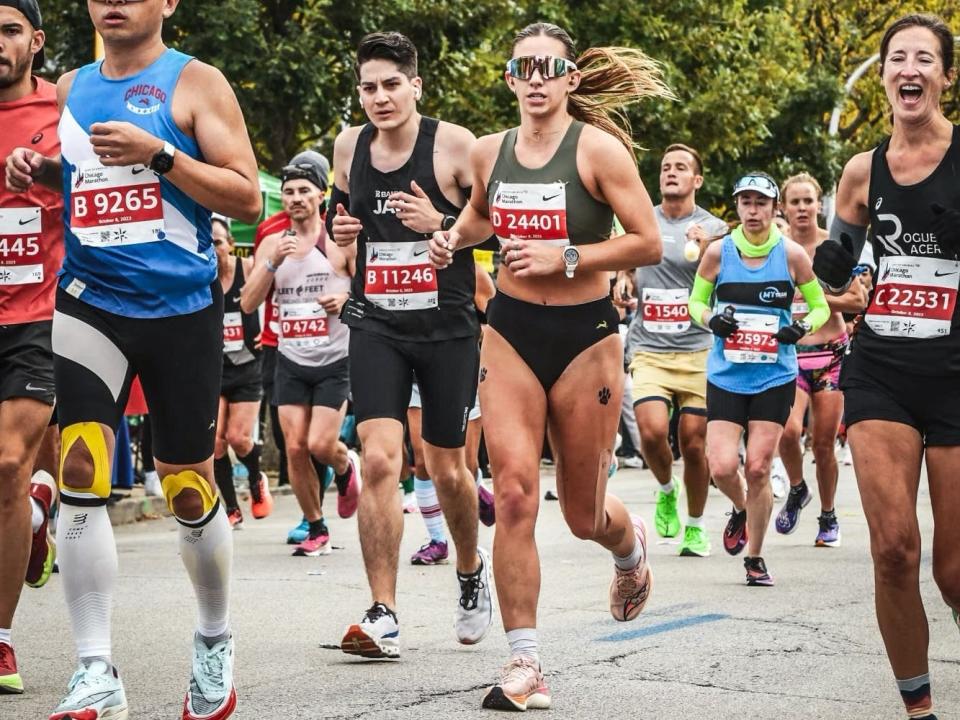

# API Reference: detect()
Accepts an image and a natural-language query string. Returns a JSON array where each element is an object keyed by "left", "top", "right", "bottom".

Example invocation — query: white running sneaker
[
  {"left": 341, "top": 603, "right": 400, "bottom": 659},
  {"left": 455, "top": 547, "right": 493, "bottom": 644},
  {"left": 770, "top": 457, "right": 788, "bottom": 499},
  {"left": 401, "top": 491, "right": 418, "bottom": 514},
  {"left": 838, "top": 441, "right": 853, "bottom": 466},
  {"left": 183, "top": 633, "right": 237, "bottom": 720},
  {"left": 49, "top": 660, "right": 128, "bottom": 720},
  {"left": 144, "top": 470, "right": 162, "bottom": 498}
]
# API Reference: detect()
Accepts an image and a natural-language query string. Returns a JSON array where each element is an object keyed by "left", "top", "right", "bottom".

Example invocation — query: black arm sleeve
[{"left": 326, "top": 184, "right": 350, "bottom": 239}]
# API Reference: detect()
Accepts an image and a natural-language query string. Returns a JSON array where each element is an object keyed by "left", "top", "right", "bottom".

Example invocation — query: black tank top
[
  {"left": 223, "top": 256, "right": 260, "bottom": 366},
  {"left": 857, "top": 124, "right": 960, "bottom": 375},
  {"left": 344, "top": 116, "right": 477, "bottom": 342}
]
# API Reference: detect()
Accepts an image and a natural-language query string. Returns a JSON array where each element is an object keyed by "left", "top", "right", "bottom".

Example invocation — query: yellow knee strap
[
  {"left": 59, "top": 422, "right": 112, "bottom": 499},
  {"left": 160, "top": 470, "right": 217, "bottom": 516}
]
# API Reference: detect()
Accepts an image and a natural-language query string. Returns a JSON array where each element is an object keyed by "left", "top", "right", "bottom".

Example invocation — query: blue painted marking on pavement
[{"left": 597, "top": 613, "right": 729, "bottom": 642}]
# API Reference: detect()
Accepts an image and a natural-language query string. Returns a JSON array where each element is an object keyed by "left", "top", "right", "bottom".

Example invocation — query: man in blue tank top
[
  {"left": 6, "top": 2, "right": 261, "bottom": 718},
  {"left": 329, "top": 31, "right": 492, "bottom": 660}
]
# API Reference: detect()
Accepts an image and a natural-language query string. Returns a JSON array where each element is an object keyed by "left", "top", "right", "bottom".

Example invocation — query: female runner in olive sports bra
[{"left": 429, "top": 22, "right": 667, "bottom": 711}]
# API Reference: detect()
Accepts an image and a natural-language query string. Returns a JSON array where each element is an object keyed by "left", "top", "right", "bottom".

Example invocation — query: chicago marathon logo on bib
[{"left": 124, "top": 83, "right": 167, "bottom": 116}]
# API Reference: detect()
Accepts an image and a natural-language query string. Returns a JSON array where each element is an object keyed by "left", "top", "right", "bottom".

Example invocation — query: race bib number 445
[
  {"left": 490, "top": 181, "right": 569, "bottom": 245},
  {"left": 0, "top": 206, "right": 43, "bottom": 285},
  {"left": 365, "top": 241, "right": 438, "bottom": 311},
  {"left": 69, "top": 162, "right": 164, "bottom": 247},
  {"left": 865, "top": 256, "right": 959, "bottom": 338},
  {"left": 723, "top": 312, "right": 779, "bottom": 364}
]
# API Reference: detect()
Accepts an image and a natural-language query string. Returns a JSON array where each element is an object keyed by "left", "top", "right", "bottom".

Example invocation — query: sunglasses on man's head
[{"left": 506, "top": 55, "right": 577, "bottom": 81}]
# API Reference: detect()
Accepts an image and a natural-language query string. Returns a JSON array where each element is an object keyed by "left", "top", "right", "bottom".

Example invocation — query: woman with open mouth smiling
[{"left": 812, "top": 13, "right": 960, "bottom": 720}]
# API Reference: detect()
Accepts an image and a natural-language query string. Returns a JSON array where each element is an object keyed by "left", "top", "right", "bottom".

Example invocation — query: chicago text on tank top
[
  {"left": 58, "top": 48, "right": 215, "bottom": 319},
  {"left": 223, "top": 256, "right": 259, "bottom": 366},
  {"left": 856, "top": 124, "right": 960, "bottom": 374},
  {"left": 273, "top": 246, "right": 350, "bottom": 367},
  {"left": 346, "top": 116, "right": 477, "bottom": 342}
]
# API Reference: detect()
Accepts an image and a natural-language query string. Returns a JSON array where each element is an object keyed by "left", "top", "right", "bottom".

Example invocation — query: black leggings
[{"left": 487, "top": 292, "right": 619, "bottom": 392}]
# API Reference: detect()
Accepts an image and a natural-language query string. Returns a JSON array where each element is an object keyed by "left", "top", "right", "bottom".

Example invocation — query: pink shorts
[{"left": 796, "top": 335, "right": 848, "bottom": 394}]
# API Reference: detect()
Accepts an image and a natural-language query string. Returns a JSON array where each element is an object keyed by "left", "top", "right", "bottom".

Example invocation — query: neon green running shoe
[
  {"left": 654, "top": 480, "right": 681, "bottom": 538},
  {"left": 679, "top": 525, "right": 711, "bottom": 557}
]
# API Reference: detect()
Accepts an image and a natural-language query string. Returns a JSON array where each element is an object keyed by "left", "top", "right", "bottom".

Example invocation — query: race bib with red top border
[
  {"left": 490, "top": 181, "right": 569, "bottom": 246},
  {"left": 723, "top": 312, "right": 780, "bottom": 364},
  {"left": 0, "top": 207, "right": 43, "bottom": 286},
  {"left": 641, "top": 287, "right": 690, "bottom": 334},
  {"left": 223, "top": 311, "right": 244, "bottom": 353},
  {"left": 365, "top": 240, "right": 438, "bottom": 311},
  {"left": 279, "top": 302, "right": 329, "bottom": 350},
  {"left": 865, "top": 256, "right": 959, "bottom": 339},
  {"left": 69, "top": 161, "right": 164, "bottom": 247}
]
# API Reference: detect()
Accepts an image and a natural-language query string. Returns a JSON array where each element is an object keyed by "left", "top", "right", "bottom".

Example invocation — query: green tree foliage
[{"left": 35, "top": 1, "right": 959, "bottom": 211}]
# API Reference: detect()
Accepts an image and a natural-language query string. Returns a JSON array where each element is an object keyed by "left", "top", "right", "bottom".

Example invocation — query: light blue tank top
[
  {"left": 707, "top": 235, "right": 797, "bottom": 393},
  {"left": 59, "top": 48, "right": 215, "bottom": 318}
]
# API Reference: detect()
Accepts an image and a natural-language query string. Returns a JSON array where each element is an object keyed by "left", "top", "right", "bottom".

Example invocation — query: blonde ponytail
[{"left": 570, "top": 47, "right": 675, "bottom": 152}]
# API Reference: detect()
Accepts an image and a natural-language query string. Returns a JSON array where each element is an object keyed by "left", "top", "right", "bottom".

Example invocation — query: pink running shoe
[
  {"left": 482, "top": 656, "right": 551, "bottom": 711},
  {"left": 609, "top": 515, "right": 653, "bottom": 622},
  {"left": 410, "top": 540, "right": 448, "bottom": 565},
  {"left": 477, "top": 482, "right": 495, "bottom": 527},
  {"left": 292, "top": 530, "right": 331, "bottom": 557},
  {"left": 337, "top": 450, "right": 362, "bottom": 519}
]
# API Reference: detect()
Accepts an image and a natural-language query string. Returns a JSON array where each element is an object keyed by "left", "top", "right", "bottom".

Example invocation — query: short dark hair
[
  {"left": 880, "top": 14, "right": 955, "bottom": 75},
  {"left": 211, "top": 217, "right": 232, "bottom": 239},
  {"left": 662, "top": 143, "right": 703, "bottom": 175},
  {"left": 356, "top": 32, "right": 418, "bottom": 80}
]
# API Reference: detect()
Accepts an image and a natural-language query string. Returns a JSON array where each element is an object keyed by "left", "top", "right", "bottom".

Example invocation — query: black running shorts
[
  {"left": 274, "top": 354, "right": 350, "bottom": 409},
  {"left": 221, "top": 359, "right": 263, "bottom": 404},
  {"left": 261, "top": 345, "right": 278, "bottom": 407},
  {"left": 52, "top": 287, "right": 223, "bottom": 465},
  {"left": 707, "top": 379, "right": 796, "bottom": 429},
  {"left": 0, "top": 320, "right": 56, "bottom": 406},
  {"left": 841, "top": 347, "right": 960, "bottom": 446},
  {"left": 349, "top": 327, "right": 478, "bottom": 448}
]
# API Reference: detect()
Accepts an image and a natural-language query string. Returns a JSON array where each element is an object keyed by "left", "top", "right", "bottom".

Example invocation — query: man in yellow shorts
[{"left": 620, "top": 144, "right": 727, "bottom": 556}]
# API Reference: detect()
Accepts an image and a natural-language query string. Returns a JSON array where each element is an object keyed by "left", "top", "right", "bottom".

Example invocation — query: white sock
[
  {"left": 58, "top": 504, "right": 117, "bottom": 660},
  {"left": 178, "top": 504, "right": 233, "bottom": 639},
  {"left": 475, "top": 468, "right": 483, "bottom": 487},
  {"left": 659, "top": 478, "right": 675, "bottom": 495},
  {"left": 145, "top": 470, "right": 160, "bottom": 484},
  {"left": 414, "top": 477, "right": 446, "bottom": 543},
  {"left": 686, "top": 515, "right": 705, "bottom": 529},
  {"left": 613, "top": 535, "right": 644, "bottom": 570},
  {"left": 30, "top": 497, "right": 45, "bottom": 532},
  {"left": 0, "top": 628, "right": 10, "bottom": 646},
  {"left": 506, "top": 627, "right": 538, "bottom": 662}
]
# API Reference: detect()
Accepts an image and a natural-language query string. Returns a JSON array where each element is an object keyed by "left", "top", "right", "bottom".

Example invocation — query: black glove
[
  {"left": 774, "top": 320, "right": 809, "bottom": 345},
  {"left": 708, "top": 305, "right": 739, "bottom": 338},
  {"left": 813, "top": 232, "right": 857, "bottom": 291},
  {"left": 930, "top": 203, "right": 960, "bottom": 259}
]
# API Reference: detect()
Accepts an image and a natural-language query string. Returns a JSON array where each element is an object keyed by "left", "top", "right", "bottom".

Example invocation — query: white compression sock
[
  {"left": 613, "top": 534, "right": 644, "bottom": 570},
  {"left": 686, "top": 515, "right": 705, "bottom": 529},
  {"left": 0, "top": 628, "right": 10, "bottom": 646},
  {"left": 659, "top": 478, "right": 675, "bottom": 495},
  {"left": 58, "top": 504, "right": 117, "bottom": 660},
  {"left": 506, "top": 628, "right": 539, "bottom": 662},
  {"left": 177, "top": 503, "right": 233, "bottom": 639},
  {"left": 414, "top": 477, "right": 447, "bottom": 543}
]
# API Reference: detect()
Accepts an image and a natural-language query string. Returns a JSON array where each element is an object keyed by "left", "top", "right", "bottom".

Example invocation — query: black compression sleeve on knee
[
  {"left": 213, "top": 455, "right": 238, "bottom": 511},
  {"left": 238, "top": 445, "right": 261, "bottom": 485}
]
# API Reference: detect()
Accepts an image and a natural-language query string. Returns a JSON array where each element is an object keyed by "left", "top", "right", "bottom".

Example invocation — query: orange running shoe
[
  {"left": 250, "top": 472, "right": 273, "bottom": 519},
  {"left": 482, "top": 656, "right": 550, "bottom": 711}
]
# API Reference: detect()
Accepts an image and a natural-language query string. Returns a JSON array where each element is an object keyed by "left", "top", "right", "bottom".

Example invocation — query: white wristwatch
[{"left": 562, "top": 246, "right": 580, "bottom": 279}]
